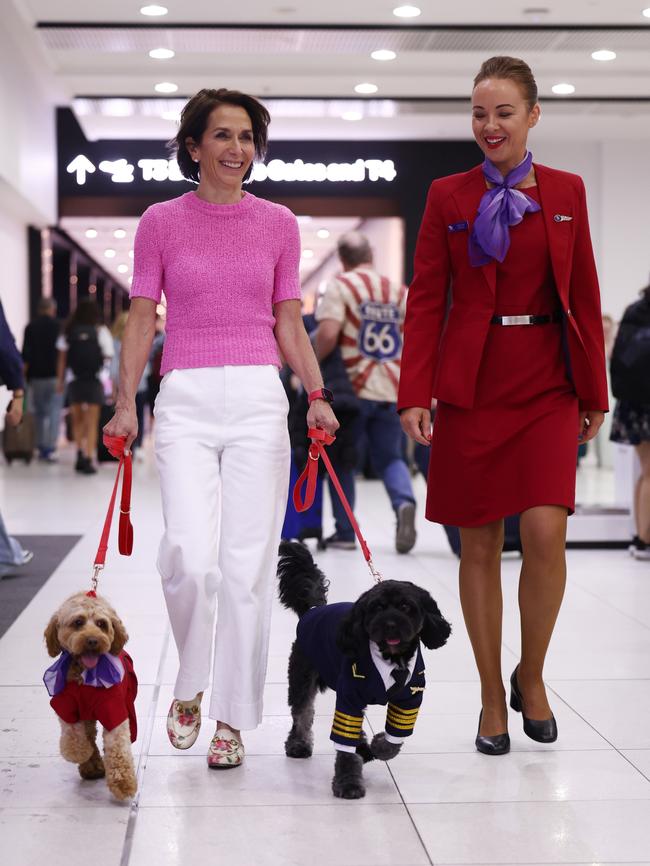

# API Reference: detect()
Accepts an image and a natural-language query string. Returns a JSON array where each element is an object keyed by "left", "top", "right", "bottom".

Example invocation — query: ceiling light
[
  {"left": 102, "top": 99, "right": 134, "bottom": 117},
  {"left": 104, "top": 249, "right": 116, "bottom": 258},
  {"left": 85, "top": 229, "right": 97, "bottom": 239},
  {"left": 591, "top": 49, "right": 616, "bottom": 62},
  {"left": 552, "top": 83, "right": 576, "bottom": 95},
  {"left": 643, "top": 8, "right": 650, "bottom": 18},
  {"left": 301, "top": 249, "right": 314, "bottom": 259},
  {"left": 162, "top": 110, "right": 181, "bottom": 121},
  {"left": 149, "top": 48, "right": 175, "bottom": 60},
  {"left": 354, "top": 82, "right": 378, "bottom": 95},
  {"left": 128, "top": 249, "right": 134, "bottom": 258},
  {"left": 155, "top": 82, "right": 178, "bottom": 94},
  {"left": 393, "top": 5, "right": 421, "bottom": 17},
  {"left": 88, "top": 284, "right": 97, "bottom": 294},
  {"left": 113, "top": 229, "right": 126, "bottom": 239},
  {"left": 317, "top": 229, "right": 330, "bottom": 239},
  {"left": 117, "top": 264, "right": 129, "bottom": 274},
  {"left": 341, "top": 110, "right": 363, "bottom": 121},
  {"left": 371, "top": 49, "right": 397, "bottom": 61},
  {"left": 140, "top": 5, "right": 168, "bottom": 15}
]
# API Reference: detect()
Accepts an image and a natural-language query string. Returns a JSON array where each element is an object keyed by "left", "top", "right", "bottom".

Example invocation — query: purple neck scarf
[
  {"left": 43, "top": 651, "right": 124, "bottom": 697},
  {"left": 468, "top": 151, "right": 541, "bottom": 267}
]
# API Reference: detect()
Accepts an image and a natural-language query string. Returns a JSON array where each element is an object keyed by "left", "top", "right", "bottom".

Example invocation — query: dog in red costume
[{"left": 44, "top": 591, "right": 138, "bottom": 801}]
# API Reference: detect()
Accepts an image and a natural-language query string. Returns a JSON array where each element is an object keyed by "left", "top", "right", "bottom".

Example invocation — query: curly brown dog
[{"left": 43, "top": 591, "right": 138, "bottom": 801}]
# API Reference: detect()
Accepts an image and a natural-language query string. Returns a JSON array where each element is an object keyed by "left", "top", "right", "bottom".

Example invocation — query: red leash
[
  {"left": 88, "top": 435, "right": 134, "bottom": 595},
  {"left": 293, "top": 427, "right": 382, "bottom": 583}
]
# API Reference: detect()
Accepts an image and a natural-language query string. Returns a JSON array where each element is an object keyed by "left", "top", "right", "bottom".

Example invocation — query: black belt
[{"left": 490, "top": 312, "right": 563, "bottom": 326}]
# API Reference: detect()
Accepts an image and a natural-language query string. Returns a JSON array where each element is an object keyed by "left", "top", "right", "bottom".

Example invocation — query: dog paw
[
  {"left": 370, "top": 732, "right": 402, "bottom": 761},
  {"left": 332, "top": 778, "right": 366, "bottom": 799},
  {"left": 284, "top": 736, "right": 313, "bottom": 759},
  {"left": 78, "top": 751, "right": 105, "bottom": 780},
  {"left": 355, "top": 740, "right": 375, "bottom": 763},
  {"left": 107, "top": 776, "right": 138, "bottom": 801}
]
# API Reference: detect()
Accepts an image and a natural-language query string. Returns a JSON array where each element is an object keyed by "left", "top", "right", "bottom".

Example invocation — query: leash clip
[
  {"left": 367, "top": 558, "right": 383, "bottom": 584},
  {"left": 90, "top": 563, "right": 103, "bottom": 595}
]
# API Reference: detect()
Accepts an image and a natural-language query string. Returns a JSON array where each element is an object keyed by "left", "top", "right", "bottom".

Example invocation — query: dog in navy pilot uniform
[{"left": 278, "top": 541, "right": 451, "bottom": 799}]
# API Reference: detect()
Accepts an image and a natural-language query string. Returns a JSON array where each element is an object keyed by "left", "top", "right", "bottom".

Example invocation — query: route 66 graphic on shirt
[{"left": 358, "top": 301, "right": 402, "bottom": 363}]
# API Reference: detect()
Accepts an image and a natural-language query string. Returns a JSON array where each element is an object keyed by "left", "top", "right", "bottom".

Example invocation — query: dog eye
[
  {"left": 72, "top": 618, "right": 85, "bottom": 628},
  {"left": 96, "top": 620, "right": 108, "bottom": 630},
  {"left": 399, "top": 602, "right": 412, "bottom": 613}
]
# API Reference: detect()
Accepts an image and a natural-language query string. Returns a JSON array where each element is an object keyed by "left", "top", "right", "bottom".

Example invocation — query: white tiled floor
[{"left": 1, "top": 449, "right": 649, "bottom": 865}]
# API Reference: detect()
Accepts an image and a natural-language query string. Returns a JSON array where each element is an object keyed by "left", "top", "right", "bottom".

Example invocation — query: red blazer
[{"left": 397, "top": 163, "right": 608, "bottom": 412}]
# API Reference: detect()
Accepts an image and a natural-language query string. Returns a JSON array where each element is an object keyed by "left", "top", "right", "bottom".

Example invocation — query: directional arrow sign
[{"left": 66, "top": 154, "right": 96, "bottom": 185}]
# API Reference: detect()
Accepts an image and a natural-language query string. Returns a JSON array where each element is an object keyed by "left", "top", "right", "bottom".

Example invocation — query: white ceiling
[{"left": 12, "top": 0, "right": 650, "bottom": 141}]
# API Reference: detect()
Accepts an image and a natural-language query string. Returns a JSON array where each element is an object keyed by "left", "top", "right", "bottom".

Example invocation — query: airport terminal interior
[{"left": 1, "top": 2, "right": 650, "bottom": 865}]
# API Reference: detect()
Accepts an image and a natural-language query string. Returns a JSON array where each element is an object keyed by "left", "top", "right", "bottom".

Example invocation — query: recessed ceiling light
[
  {"left": 552, "top": 82, "right": 576, "bottom": 95},
  {"left": 113, "top": 229, "right": 126, "bottom": 239},
  {"left": 393, "top": 4, "right": 421, "bottom": 17},
  {"left": 302, "top": 249, "right": 314, "bottom": 259},
  {"left": 643, "top": 8, "right": 650, "bottom": 18},
  {"left": 88, "top": 284, "right": 97, "bottom": 294},
  {"left": 128, "top": 249, "right": 134, "bottom": 258},
  {"left": 155, "top": 82, "right": 178, "bottom": 94},
  {"left": 354, "top": 82, "right": 378, "bottom": 95},
  {"left": 104, "top": 249, "right": 116, "bottom": 258},
  {"left": 316, "top": 229, "right": 330, "bottom": 239},
  {"left": 591, "top": 49, "right": 616, "bottom": 62},
  {"left": 117, "top": 264, "right": 129, "bottom": 274},
  {"left": 341, "top": 110, "right": 363, "bottom": 121},
  {"left": 371, "top": 49, "right": 397, "bottom": 61},
  {"left": 85, "top": 229, "right": 97, "bottom": 239},
  {"left": 149, "top": 48, "right": 175, "bottom": 60},
  {"left": 140, "top": 5, "right": 168, "bottom": 15}
]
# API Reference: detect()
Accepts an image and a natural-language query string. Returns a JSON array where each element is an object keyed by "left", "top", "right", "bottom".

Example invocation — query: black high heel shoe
[
  {"left": 510, "top": 666, "right": 558, "bottom": 743},
  {"left": 475, "top": 710, "right": 510, "bottom": 756}
]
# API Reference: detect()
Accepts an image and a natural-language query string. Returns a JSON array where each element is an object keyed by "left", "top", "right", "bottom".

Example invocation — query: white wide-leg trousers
[{"left": 154, "top": 365, "right": 290, "bottom": 730}]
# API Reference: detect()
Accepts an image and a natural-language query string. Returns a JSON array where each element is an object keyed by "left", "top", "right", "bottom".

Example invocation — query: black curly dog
[{"left": 278, "top": 541, "right": 451, "bottom": 799}]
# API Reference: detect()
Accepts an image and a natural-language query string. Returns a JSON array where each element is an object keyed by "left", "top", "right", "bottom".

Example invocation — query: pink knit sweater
[{"left": 130, "top": 191, "right": 301, "bottom": 374}]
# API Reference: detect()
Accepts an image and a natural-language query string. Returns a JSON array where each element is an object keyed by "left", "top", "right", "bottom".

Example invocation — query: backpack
[
  {"left": 67, "top": 325, "right": 103, "bottom": 380},
  {"left": 610, "top": 310, "right": 650, "bottom": 405}
]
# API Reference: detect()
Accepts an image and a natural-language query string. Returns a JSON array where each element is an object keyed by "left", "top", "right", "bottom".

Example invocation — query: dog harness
[
  {"left": 45, "top": 650, "right": 138, "bottom": 742},
  {"left": 296, "top": 602, "right": 425, "bottom": 750}
]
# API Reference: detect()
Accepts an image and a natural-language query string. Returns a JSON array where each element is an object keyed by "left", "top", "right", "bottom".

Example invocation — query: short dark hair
[
  {"left": 337, "top": 232, "right": 373, "bottom": 269},
  {"left": 171, "top": 88, "right": 270, "bottom": 183},
  {"left": 37, "top": 296, "right": 56, "bottom": 315},
  {"left": 473, "top": 56, "right": 539, "bottom": 112}
]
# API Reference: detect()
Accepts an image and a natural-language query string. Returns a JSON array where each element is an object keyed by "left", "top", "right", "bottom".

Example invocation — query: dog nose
[{"left": 85, "top": 638, "right": 99, "bottom": 648}]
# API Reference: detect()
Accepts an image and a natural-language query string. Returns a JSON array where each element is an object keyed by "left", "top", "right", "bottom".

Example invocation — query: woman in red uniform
[{"left": 398, "top": 56, "right": 608, "bottom": 755}]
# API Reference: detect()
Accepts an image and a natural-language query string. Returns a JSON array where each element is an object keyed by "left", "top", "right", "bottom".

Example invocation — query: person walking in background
[
  {"left": 104, "top": 87, "right": 337, "bottom": 770},
  {"left": 313, "top": 231, "right": 417, "bottom": 553},
  {"left": 110, "top": 311, "right": 150, "bottom": 454},
  {"left": 0, "top": 297, "right": 33, "bottom": 574},
  {"left": 610, "top": 282, "right": 650, "bottom": 560},
  {"left": 22, "top": 297, "right": 62, "bottom": 463},
  {"left": 56, "top": 299, "right": 106, "bottom": 475},
  {"left": 399, "top": 56, "right": 607, "bottom": 754}
]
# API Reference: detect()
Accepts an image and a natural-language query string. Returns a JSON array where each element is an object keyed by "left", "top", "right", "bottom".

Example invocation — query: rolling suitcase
[
  {"left": 3, "top": 411, "right": 35, "bottom": 464},
  {"left": 282, "top": 458, "right": 324, "bottom": 546}
]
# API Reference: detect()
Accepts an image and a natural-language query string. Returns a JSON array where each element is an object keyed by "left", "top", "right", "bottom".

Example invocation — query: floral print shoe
[
  {"left": 207, "top": 727, "right": 245, "bottom": 769},
  {"left": 166, "top": 693, "right": 203, "bottom": 750}
]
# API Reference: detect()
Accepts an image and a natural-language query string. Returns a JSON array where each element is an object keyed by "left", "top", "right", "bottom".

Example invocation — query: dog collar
[{"left": 43, "top": 651, "right": 125, "bottom": 696}]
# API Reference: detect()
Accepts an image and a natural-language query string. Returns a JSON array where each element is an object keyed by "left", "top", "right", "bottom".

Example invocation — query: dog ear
[
  {"left": 110, "top": 615, "right": 129, "bottom": 655},
  {"left": 336, "top": 599, "right": 368, "bottom": 659},
  {"left": 417, "top": 589, "right": 452, "bottom": 650},
  {"left": 44, "top": 615, "right": 61, "bottom": 657}
]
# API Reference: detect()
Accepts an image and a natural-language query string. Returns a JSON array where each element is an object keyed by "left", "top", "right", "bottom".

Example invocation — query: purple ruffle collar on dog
[{"left": 43, "top": 651, "right": 125, "bottom": 696}]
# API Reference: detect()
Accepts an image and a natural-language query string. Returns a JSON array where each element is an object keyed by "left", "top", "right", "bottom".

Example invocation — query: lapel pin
[{"left": 554, "top": 214, "right": 573, "bottom": 223}]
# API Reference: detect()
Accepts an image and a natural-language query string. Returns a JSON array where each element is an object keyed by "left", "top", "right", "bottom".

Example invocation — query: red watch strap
[{"left": 308, "top": 389, "right": 326, "bottom": 404}]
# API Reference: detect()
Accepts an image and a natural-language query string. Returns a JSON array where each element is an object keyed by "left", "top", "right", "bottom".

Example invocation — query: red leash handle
[
  {"left": 293, "top": 427, "right": 381, "bottom": 582},
  {"left": 90, "top": 435, "right": 134, "bottom": 593}
]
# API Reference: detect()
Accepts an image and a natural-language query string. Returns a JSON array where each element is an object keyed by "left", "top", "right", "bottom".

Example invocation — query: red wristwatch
[{"left": 308, "top": 388, "right": 334, "bottom": 405}]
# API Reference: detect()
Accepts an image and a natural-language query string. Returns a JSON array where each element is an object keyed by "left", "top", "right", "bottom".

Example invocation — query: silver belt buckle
[{"left": 501, "top": 315, "right": 533, "bottom": 326}]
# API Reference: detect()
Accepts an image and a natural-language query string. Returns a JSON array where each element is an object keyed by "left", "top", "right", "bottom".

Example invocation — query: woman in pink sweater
[{"left": 105, "top": 88, "right": 337, "bottom": 769}]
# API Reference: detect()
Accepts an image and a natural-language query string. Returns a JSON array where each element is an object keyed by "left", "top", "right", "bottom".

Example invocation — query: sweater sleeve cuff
[
  {"left": 333, "top": 742, "right": 357, "bottom": 753},
  {"left": 384, "top": 732, "right": 404, "bottom": 745}
]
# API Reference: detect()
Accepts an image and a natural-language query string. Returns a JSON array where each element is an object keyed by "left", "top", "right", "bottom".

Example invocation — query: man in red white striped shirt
[{"left": 314, "top": 232, "right": 417, "bottom": 554}]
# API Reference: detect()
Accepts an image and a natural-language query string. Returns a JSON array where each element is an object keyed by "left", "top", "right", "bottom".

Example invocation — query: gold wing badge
[
  {"left": 351, "top": 663, "right": 366, "bottom": 679},
  {"left": 410, "top": 686, "right": 425, "bottom": 695}
]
